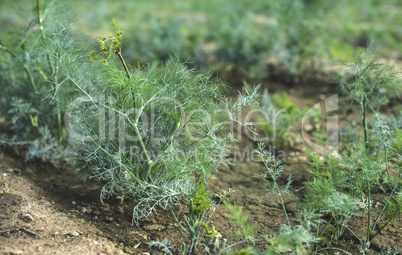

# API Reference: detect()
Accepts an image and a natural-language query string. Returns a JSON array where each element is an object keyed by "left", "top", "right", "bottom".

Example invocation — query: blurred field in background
[{"left": 1, "top": 0, "right": 401, "bottom": 80}]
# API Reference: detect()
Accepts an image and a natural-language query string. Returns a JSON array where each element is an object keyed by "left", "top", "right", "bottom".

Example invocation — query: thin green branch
[
  {"left": 0, "top": 41, "right": 37, "bottom": 91},
  {"left": 36, "top": 0, "right": 55, "bottom": 76}
]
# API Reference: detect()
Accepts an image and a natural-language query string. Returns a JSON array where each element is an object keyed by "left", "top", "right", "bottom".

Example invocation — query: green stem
[
  {"left": 115, "top": 52, "right": 152, "bottom": 176},
  {"left": 319, "top": 216, "right": 333, "bottom": 237},
  {"left": 0, "top": 41, "right": 37, "bottom": 91},
  {"left": 385, "top": 147, "right": 390, "bottom": 178},
  {"left": 171, "top": 211, "right": 190, "bottom": 237},
  {"left": 181, "top": 104, "right": 249, "bottom": 149},
  {"left": 133, "top": 123, "right": 153, "bottom": 176},
  {"left": 36, "top": 0, "right": 44, "bottom": 40},
  {"left": 367, "top": 184, "right": 371, "bottom": 243},
  {"left": 37, "top": 0, "right": 63, "bottom": 141},
  {"left": 264, "top": 161, "right": 291, "bottom": 227},
  {"left": 117, "top": 52, "right": 130, "bottom": 80},
  {"left": 313, "top": 216, "right": 333, "bottom": 255},
  {"left": 371, "top": 219, "right": 392, "bottom": 240},
  {"left": 36, "top": 0, "right": 55, "bottom": 76},
  {"left": 52, "top": 55, "right": 63, "bottom": 141},
  {"left": 372, "top": 172, "right": 401, "bottom": 232},
  {"left": 117, "top": 51, "right": 137, "bottom": 120},
  {"left": 23, "top": 63, "right": 37, "bottom": 92},
  {"left": 278, "top": 192, "right": 290, "bottom": 227},
  {"left": 361, "top": 95, "right": 368, "bottom": 149}
]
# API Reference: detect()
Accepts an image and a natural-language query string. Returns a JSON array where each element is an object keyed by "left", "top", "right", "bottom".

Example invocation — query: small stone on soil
[
  {"left": 143, "top": 224, "right": 165, "bottom": 231},
  {"left": 6, "top": 168, "right": 21, "bottom": 175},
  {"left": 21, "top": 213, "right": 34, "bottom": 222},
  {"left": 82, "top": 207, "right": 92, "bottom": 214},
  {"left": 64, "top": 231, "right": 80, "bottom": 237}
]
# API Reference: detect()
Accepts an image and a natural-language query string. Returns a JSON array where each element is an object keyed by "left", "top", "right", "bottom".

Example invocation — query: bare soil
[{"left": 1, "top": 79, "right": 401, "bottom": 255}]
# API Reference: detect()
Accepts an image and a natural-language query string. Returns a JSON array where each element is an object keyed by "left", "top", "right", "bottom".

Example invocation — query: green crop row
[{"left": 1, "top": 0, "right": 401, "bottom": 80}]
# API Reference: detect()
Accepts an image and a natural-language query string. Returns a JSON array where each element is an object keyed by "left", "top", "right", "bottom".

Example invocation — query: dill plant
[
  {"left": 302, "top": 151, "right": 359, "bottom": 253},
  {"left": 303, "top": 138, "right": 402, "bottom": 252},
  {"left": 255, "top": 143, "right": 293, "bottom": 227},
  {"left": 66, "top": 20, "right": 260, "bottom": 224},
  {"left": 336, "top": 48, "right": 400, "bottom": 148},
  {"left": 0, "top": 0, "right": 79, "bottom": 164}
]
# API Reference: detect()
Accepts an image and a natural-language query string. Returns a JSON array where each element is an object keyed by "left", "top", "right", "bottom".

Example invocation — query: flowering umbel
[{"left": 86, "top": 19, "right": 124, "bottom": 66}]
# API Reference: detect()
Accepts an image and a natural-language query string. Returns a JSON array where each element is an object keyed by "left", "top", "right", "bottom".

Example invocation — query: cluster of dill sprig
[
  {"left": 64, "top": 19, "right": 260, "bottom": 224},
  {"left": 0, "top": 1, "right": 80, "bottom": 165}
]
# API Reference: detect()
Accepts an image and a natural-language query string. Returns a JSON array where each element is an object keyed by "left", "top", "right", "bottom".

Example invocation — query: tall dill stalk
[
  {"left": 36, "top": 0, "right": 63, "bottom": 141},
  {"left": 337, "top": 48, "right": 399, "bottom": 149}
]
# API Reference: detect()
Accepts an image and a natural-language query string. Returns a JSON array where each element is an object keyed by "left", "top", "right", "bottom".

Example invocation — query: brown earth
[{"left": 1, "top": 79, "right": 401, "bottom": 255}]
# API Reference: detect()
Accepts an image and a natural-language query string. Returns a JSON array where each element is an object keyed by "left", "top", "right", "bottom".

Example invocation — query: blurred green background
[{"left": 1, "top": 0, "right": 401, "bottom": 80}]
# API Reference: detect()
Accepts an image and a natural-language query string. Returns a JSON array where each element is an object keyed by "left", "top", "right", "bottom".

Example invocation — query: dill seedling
[
  {"left": 224, "top": 201, "right": 257, "bottom": 241},
  {"left": 255, "top": 143, "right": 293, "bottom": 227}
]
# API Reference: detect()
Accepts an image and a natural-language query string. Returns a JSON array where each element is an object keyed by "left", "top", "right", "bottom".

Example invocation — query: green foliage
[
  {"left": 191, "top": 183, "right": 214, "bottom": 213},
  {"left": 336, "top": 48, "right": 400, "bottom": 147},
  {"left": 148, "top": 239, "right": 174, "bottom": 255},
  {"left": 391, "top": 128, "right": 402, "bottom": 156},
  {"left": 381, "top": 195, "right": 402, "bottom": 226},
  {"left": 265, "top": 224, "right": 317, "bottom": 255},
  {"left": 275, "top": 0, "right": 324, "bottom": 76},
  {"left": 303, "top": 151, "right": 359, "bottom": 252},
  {"left": 234, "top": 250, "right": 250, "bottom": 255},
  {"left": 255, "top": 143, "right": 293, "bottom": 227},
  {"left": 0, "top": 0, "right": 79, "bottom": 164},
  {"left": 258, "top": 88, "right": 303, "bottom": 148},
  {"left": 224, "top": 201, "right": 256, "bottom": 240},
  {"left": 3, "top": 0, "right": 402, "bottom": 82},
  {"left": 207, "top": 14, "right": 272, "bottom": 79},
  {"left": 171, "top": 199, "right": 213, "bottom": 255},
  {"left": 172, "top": 197, "right": 226, "bottom": 255},
  {"left": 303, "top": 137, "right": 402, "bottom": 253},
  {"left": 68, "top": 21, "right": 260, "bottom": 224},
  {"left": 244, "top": 211, "right": 318, "bottom": 255},
  {"left": 322, "top": 192, "right": 360, "bottom": 239}
]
